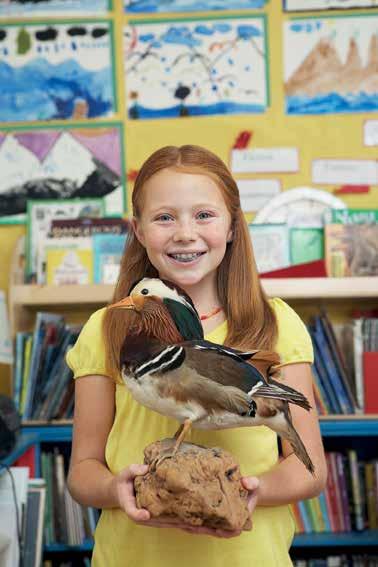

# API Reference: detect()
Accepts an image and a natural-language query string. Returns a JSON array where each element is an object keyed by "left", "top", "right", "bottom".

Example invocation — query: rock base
[{"left": 134, "top": 438, "right": 251, "bottom": 532}]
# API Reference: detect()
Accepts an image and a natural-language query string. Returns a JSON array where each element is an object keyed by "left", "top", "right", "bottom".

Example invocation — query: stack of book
[
  {"left": 308, "top": 310, "right": 378, "bottom": 415},
  {"left": 33, "top": 216, "right": 130, "bottom": 285},
  {"left": 41, "top": 447, "right": 99, "bottom": 547},
  {"left": 292, "top": 450, "right": 378, "bottom": 534},
  {"left": 13, "top": 312, "right": 81, "bottom": 421}
]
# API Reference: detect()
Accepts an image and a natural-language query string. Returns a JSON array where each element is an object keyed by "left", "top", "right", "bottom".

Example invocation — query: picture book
[
  {"left": 46, "top": 249, "right": 93, "bottom": 285},
  {"left": 324, "top": 208, "right": 378, "bottom": 277},
  {"left": 93, "top": 233, "right": 128, "bottom": 284}
]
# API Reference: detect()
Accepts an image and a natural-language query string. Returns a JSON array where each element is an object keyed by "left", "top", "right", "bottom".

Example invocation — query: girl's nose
[{"left": 173, "top": 220, "right": 196, "bottom": 242}]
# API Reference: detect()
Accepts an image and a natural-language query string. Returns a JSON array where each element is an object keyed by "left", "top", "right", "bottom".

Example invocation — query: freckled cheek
[{"left": 144, "top": 228, "right": 171, "bottom": 254}]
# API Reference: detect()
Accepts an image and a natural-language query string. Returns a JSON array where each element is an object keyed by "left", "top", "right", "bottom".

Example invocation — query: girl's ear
[
  {"left": 132, "top": 217, "right": 146, "bottom": 247},
  {"left": 227, "top": 226, "right": 233, "bottom": 243}
]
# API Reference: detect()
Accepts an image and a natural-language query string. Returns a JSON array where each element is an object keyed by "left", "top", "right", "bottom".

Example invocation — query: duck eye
[{"left": 141, "top": 288, "right": 149, "bottom": 295}]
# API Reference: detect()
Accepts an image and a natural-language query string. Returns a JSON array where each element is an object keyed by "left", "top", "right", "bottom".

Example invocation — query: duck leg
[{"left": 151, "top": 419, "right": 192, "bottom": 471}]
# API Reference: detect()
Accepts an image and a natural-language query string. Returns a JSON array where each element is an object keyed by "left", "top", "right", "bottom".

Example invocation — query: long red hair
[{"left": 103, "top": 145, "right": 277, "bottom": 374}]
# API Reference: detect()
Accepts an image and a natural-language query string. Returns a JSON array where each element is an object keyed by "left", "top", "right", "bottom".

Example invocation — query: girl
[{"left": 67, "top": 145, "right": 327, "bottom": 567}]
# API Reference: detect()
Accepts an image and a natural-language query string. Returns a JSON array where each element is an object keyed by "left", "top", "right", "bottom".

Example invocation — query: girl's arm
[{"left": 244, "top": 362, "right": 328, "bottom": 505}]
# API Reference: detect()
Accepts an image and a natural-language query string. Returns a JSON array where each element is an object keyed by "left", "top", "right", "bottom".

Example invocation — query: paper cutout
[
  {"left": 231, "top": 148, "right": 299, "bottom": 173},
  {"left": 312, "top": 160, "right": 378, "bottom": 186}
]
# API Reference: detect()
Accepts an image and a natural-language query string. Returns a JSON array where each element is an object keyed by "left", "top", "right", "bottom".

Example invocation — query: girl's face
[{"left": 133, "top": 168, "right": 233, "bottom": 292}]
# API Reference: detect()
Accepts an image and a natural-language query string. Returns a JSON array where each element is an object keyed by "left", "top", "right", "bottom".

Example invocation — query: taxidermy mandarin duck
[{"left": 109, "top": 278, "right": 315, "bottom": 474}]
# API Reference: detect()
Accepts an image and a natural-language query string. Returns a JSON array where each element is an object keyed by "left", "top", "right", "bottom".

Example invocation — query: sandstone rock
[{"left": 134, "top": 438, "right": 251, "bottom": 532}]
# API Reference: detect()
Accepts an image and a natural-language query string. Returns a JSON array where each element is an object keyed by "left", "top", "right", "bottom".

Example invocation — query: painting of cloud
[
  {"left": 284, "top": 0, "right": 378, "bottom": 11},
  {"left": 284, "top": 15, "right": 378, "bottom": 114},
  {"left": 0, "top": 22, "right": 115, "bottom": 122},
  {"left": 0, "top": 125, "right": 124, "bottom": 224},
  {"left": 124, "top": 0, "right": 267, "bottom": 13},
  {"left": 0, "top": 0, "right": 110, "bottom": 17},
  {"left": 124, "top": 17, "right": 268, "bottom": 119}
]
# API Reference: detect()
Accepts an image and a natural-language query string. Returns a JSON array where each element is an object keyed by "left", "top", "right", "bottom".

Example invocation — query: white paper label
[
  {"left": 364, "top": 120, "right": 378, "bottom": 146},
  {"left": 237, "top": 179, "right": 281, "bottom": 212},
  {"left": 312, "top": 159, "right": 378, "bottom": 185},
  {"left": 231, "top": 148, "right": 299, "bottom": 173}
]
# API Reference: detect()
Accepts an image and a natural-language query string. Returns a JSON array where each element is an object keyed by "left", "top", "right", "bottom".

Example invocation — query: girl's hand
[
  {"left": 113, "top": 464, "right": 259, "bottom": 538},
  {"left": 241, "top": 476, "right": 260, "bottom": 515}
]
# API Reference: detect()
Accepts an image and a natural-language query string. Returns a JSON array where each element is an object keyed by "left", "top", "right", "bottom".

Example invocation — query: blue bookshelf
[{"left": 4, "top": 417, "right": 378, "bottom": 556}]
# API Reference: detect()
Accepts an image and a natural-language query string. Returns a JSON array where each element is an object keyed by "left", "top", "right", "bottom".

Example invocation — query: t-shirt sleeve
[
  {"left": 270, "top": 297, "right": 314, "bottom": 366},
  {"left": 66, "top": 307, "right": 119, "bottom": 382}
]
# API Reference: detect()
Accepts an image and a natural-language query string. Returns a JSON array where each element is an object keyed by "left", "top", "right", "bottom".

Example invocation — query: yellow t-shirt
[{"left": 66, "top": 297, "right": 313, "bottom": 567}]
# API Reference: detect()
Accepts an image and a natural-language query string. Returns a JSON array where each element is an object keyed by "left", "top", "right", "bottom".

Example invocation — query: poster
[
  {"left": 0, "top": 124, "right": 125, "bottom": 224},
  {"left": 0, "top": 0, "right": 110, "bottom": 17},
  {"left": 124, "top": 16, "right": 268, "bottom": 119},
  {"left": 0, "top": 21, "right": 115, "bottom": 122},
  {"left": 284, "top": 15, "right": 378, "bottom": 114},
  {"left": 125, "top": 0, "right": 268, "bottom": 13}
]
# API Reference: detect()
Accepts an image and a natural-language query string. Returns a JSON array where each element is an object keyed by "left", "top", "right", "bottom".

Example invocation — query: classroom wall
[{"left": 1, "top": 0, "right": 377, "bottom": 393}]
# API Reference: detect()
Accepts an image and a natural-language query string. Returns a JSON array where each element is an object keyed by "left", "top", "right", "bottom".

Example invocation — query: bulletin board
[{"left": 1, "top": 0, "right": 378, "bottom": 290}]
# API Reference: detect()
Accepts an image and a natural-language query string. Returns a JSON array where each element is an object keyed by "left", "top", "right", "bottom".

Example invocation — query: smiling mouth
[{"left": 167, "top": 252, "right": 206, "bottom": 263}]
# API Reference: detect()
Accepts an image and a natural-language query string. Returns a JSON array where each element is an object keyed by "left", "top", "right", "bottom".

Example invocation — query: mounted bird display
[{"left": 108, "top": 277, "right": 315, "bottom": 475}]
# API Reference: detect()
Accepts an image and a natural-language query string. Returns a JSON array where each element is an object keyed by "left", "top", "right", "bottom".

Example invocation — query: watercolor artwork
[
  {"left": 0, "top": 0, "right": 111, "bottom": 17},
  {"left": 0, "top": 124, "right": 125, "bottom": 224},
  {"left": 284, "top": 15, "right": 378, "bottom": 115},
  {"left": 284, "top": 0, "right": 378, "bottom": 11},
  {"left": 124, "top": 17, "right": 268, "bottom": 119},
  {"left": 0, "top": 22, "right": 115, "bottom": 123},
  {"left": 124, "top": 0, "right": 268, "bottom": 14}
]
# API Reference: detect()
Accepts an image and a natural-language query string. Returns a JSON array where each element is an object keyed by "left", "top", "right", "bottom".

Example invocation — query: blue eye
[
  {"left": 197, "top": 211, "right": 212, "bottom": 220},
  {"left": 156, "top": 214, "right": 173, "bottom": 222}
]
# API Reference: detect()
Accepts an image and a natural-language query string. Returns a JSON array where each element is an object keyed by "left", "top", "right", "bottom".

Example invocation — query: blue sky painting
[
  {"left": 0, "top": 0, "right": 110, "bottom": 17},
  {"left": 284, "top": 0, "right": 378, "bottom": 11},
  {"left": 125, "top": 0, "right": 268, "bottom": 13},
  {"left": 0, "top": 22, "right": 115, "bottom": 122},
  {"left": 284, "top": 15, "right": 378, "bottom": 115},
  {"left": 124, "top": 17, "right": 268, "bottom": 119}
]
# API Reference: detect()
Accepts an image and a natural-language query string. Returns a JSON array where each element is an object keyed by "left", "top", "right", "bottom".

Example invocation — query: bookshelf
[{"left": 8, "top": 277, "right": 378, "bottom": 560}]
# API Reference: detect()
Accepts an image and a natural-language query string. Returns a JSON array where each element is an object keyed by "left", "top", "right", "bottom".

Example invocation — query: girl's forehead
[{"left": 141, "top": 168, "right": 227, "bottom": 207}]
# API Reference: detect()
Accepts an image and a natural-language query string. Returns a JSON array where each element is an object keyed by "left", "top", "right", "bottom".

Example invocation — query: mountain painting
[
  {"left": 284, "top": 0, "right": 378, "bottom": 11},
  {"left": 0, "top": 125, "right": 125, "bottom": 224},
  {"left": 284, "top": 15, "right": 378, "bottom": 115},
  {"left": 0, "top": 22, "right": 115, "bottom": 122},
  {"left": 0, "top": 0, "right": 110, "bottom": 17},
  {"left": 124, "top": 17, "right": 268, "bottom": 119},
  {"left": 124, "top": 0, "right": 268, "bottom": 13}
]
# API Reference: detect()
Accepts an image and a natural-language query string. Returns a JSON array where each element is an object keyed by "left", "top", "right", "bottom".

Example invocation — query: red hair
[{"left": 103, "top": 145, "right": 277, "bottom": 373}]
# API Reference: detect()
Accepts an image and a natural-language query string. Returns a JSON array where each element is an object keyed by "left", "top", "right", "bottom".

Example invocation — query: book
[
  {"left": 22, "top": 312, "right": 65, "bottom": 420},
  {"left": 46, "top": 249, "right": 93, "bottom": 285},
  {"left": 363, "top": 351, "right": 378, "bottom": 414},
  {"left": 37, "top": 236, "right": 92, "bottom": 284},
  {"left": 23, "top": 479, "right": 46, "bottom": 567},
  {"left": 289, "top": 228, "right": 324, "bottom": 266},
  {"left": 348, "top": 449, "right": 365, "bottom": 531},
  {"left": 309, "top": 317, "right": 355, "bottom": 414},
  {"left": 249, "top": 223, "right": 290, "bottom": 274},
  {"left": 324, "top": 208, "right": 378, "bottom": 277},
  {"left": 93, "top": 232, "right": 128, "bottom": 284},
  {"left": 49, "top": 217, "right": 130, "bottom": 238}
]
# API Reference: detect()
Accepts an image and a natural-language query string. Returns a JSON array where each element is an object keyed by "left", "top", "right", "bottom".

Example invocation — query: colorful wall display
[
  {"left": 0, "top": 124, "right": 125, "bottom": 224},
  {"left": 124, "top": 16, "right": 268, "bottom": 119},
  {"left": 284, "top": 0, "right": 378, "bottom": 11},
  {"left": 284, "top": 14, "right": 378, "bottom": 115},
  {"left": 0, "top": 0, "right": 111, "bottom": 17},
  {"left": 0, "top": 21, "right": 115, "bottom": 123},
  {"left": 124, "top": 0, "right": 268, "bottom": 14}
]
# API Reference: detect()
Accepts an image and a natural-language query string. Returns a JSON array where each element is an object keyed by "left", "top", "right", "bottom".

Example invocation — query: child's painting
[
  {"left": 0, "top": 124, "right": 125, "bottom": 224},
  {"left": 284, "top": 0, "right": 378, "bottom": 11},
  {"left": 124, "top": 0, "right": 268, "bottom": 14},
  {"left": 284, "top": 15, "right": 378, "bottom": 115},
  {"left": 0, "top": 22, "right": 115, "bottom": 122},
  {"left": 124, "top": 17, "right": 268, "bottom": 119},
  {"left": 0, "top": 0, "right": 110, "bottom": 17}
]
